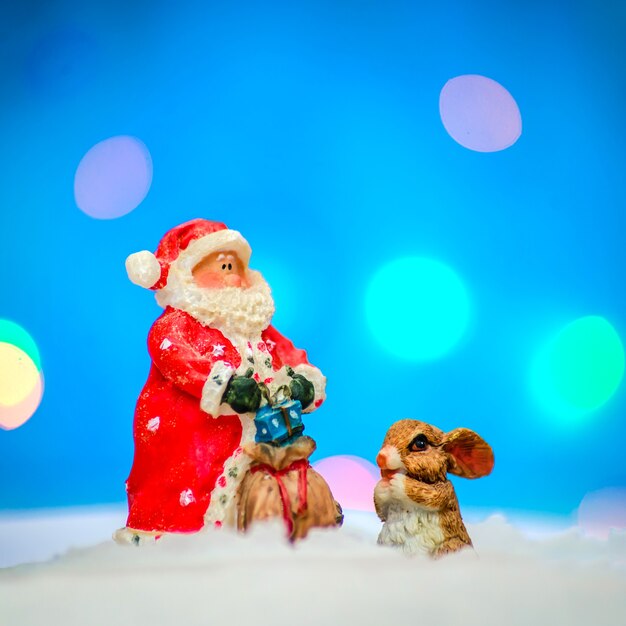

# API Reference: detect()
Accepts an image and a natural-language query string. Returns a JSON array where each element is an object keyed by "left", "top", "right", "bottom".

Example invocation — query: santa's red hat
[{"left": 125, "top": 219, "right": 252, "bottom": 290}]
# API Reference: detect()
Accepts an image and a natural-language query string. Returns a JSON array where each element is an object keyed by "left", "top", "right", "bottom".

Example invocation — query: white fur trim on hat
[
  {"left": 176, "top": 229, "right": 252, "bottom": 273},
  {"left": 292, "top": 364, "right": 326, "bottom": 413},
  {"left": 126, "top": 250, "right": 161, "bottom": 289},
  {"left": 201, "top": 360, "right": 236, "bottom": 417}
]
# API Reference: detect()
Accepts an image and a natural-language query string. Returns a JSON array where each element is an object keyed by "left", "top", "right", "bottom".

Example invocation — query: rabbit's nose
[
  {"left": 376, "top": 450, "right": 388, "bottom": 468},
  {"left": 376, "top": 445, "right": 403, "bottom": 470}
]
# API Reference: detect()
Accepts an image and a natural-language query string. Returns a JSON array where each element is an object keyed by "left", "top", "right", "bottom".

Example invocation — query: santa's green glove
[
  {"left": 286, "top": 366, "right": 315, "bottom": 410},
  {"left": 222, "top": 369, "right": 262, "bottom": 414}
]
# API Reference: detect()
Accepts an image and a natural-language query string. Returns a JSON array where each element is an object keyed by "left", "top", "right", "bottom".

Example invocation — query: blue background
[{"left": 1, "top": 0, "right": 625, "bottom": 516}]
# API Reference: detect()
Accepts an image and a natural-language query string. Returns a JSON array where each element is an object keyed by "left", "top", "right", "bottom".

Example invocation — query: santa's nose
[{"left": 224, "top": 274, "right": 243, "bottom": 287}]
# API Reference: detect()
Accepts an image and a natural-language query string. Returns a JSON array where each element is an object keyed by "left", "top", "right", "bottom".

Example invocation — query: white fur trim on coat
[
  {"left": 292, "top": 363, "right": 326, "bottom": 412},
  {"left": 201, "top": 360, "right": 236, "bottom": 416},
  {"left": 126, "top": 250, "right": 161, "bottom": 288},
  {"left": 204, "top": 415, "right": 256, "bottom": 527}
]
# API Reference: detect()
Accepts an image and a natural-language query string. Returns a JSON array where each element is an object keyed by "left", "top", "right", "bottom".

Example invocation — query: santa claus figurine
[{"left": 114, "top": 219, "right": 326, "bottom": 544}]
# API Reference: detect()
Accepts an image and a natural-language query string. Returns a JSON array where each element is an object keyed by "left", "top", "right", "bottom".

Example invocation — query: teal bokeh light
[
  {"left": 365, "top": 257, "right": 471, "bottom": 361},
  {"left": 532, "top": 316, "right": 625, "bottom": 421},
  {"left": 0, "top": 319, "right": 41, "bottom": 370}
]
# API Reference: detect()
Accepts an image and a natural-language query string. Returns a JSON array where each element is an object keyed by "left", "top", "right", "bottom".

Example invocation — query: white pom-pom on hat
[
  {"left": 126, "top": 250, "right": 162, "bottom": 289},
  {"left": 126, "top": 220, "right": 251, "bottom": 292}
]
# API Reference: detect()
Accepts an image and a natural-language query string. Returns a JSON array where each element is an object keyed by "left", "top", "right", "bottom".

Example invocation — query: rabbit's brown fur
[{"left": 374, "top": 419, "right": 494, "bottom": 558}]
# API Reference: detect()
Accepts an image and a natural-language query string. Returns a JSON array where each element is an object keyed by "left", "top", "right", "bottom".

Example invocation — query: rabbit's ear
[{"left": 442, "top": 428, "right": 494, "bottom": 479}]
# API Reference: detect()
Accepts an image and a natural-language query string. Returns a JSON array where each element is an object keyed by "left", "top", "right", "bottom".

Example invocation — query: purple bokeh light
[
  {"left": 74, "top": 136, "right": 153, "bottom": 219},
  {"left": 439, "top": 74, "right": 522, "bottom": 152},
  {"left": 578, "top": 487, "right": 626, "bottom": 539},
  {"left": 313, "top": 455, "right": 380, "bottom": 512}
]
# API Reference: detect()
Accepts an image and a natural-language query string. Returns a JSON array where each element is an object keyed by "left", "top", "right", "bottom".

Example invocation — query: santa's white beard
[{"left": 156, "top": 270, "right": 275, "bottom": 339}]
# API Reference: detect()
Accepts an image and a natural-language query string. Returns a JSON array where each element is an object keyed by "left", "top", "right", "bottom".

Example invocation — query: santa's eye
[
  {"left": 408, "top": 434, "right": 428, "bottom": 452},
  {"left": 228, "top": 263, "right": 232, "bottom": 270},
  {"left": 221, "top": 264, "right": 227, "bottom": 270}
]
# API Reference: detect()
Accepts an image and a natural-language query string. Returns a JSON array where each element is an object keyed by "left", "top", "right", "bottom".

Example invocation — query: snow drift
[{"left": 1, "top": 512, "right": 625, "bottom": 626}]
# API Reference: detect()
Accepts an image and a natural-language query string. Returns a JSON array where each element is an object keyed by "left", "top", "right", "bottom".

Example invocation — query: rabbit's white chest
[{"left": 378, "top": 502, "right": 444, "bottom": 555}]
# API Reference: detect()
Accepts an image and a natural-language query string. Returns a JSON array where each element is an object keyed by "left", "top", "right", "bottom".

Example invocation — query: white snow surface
[{"left": 1, "top": 508, "right": 625, "bottom": 626}]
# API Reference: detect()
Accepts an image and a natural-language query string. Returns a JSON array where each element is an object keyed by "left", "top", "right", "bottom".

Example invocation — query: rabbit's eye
[{"left": 409, "top": 434, "right": 428, "bottom": 452}]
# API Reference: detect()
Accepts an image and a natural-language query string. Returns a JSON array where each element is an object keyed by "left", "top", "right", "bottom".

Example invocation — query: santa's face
[
  {"left": 157, "top": 245, "right": 275, "bottom": 340},
  {"left": 192, "top": 251, "right": 250, "bottom": 289}
]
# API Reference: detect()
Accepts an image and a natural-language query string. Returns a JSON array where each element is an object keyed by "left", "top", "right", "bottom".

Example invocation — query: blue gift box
[{"left": 255, "top": 399, "right": 304, "bottom": 445}]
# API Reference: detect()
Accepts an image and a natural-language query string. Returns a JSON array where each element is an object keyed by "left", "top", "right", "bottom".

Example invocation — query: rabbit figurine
[{"left": 374, "top": 419, "right": 494, "bottom": 558}]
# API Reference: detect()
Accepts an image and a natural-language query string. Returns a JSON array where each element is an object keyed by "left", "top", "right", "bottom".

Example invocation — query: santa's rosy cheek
[
  {"left": 224, "top": 274, "right": 243, "bottom": 287},
  {"left": 193, "top": 270, "right": 226, "bottom": 289}
]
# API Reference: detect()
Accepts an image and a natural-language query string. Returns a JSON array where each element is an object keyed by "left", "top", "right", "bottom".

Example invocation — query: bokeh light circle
[
  {"left": 0, "top": 319, "right": 41, "bottom": 370},
  {"left": 578, "top": 487, "right": 626, "bottom": 539},
  {"left": 439, "top": 74, "right": 522, "bottom": 152},
  {"left": 532, "top": 316, "right": 624, "bottom": 419},
  {"left": 0, "top": 321, "right": 43, "bottom": 430},
  {"left": 365, "top": 257, "right": 471, "bottom": 361},
  {"left": 0, "top": 343, "right": 44, "bottom": 430},
  {"left": 313, "top": 455, "right": 380, "bottom": 512},
  {"left": 0, "top": 343, "right": 39, "bottom": 405},
  {"left": 74, "top": 135, "right": 153, "bottom": 219}
]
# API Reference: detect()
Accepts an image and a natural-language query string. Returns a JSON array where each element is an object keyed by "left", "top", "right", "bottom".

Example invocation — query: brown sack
[{"left": 237, "top": 436, "right": 343, "bottom": 541}]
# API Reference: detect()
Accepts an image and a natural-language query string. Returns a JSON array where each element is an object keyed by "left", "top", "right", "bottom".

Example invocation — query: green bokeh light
[
  {"left": 0, "top": 319, "right": 41, "bottom": 371},
  {"left": 533, "top": 316, "right": 624, "bottom": 419},
  {"left": 365, "top": 257, "right": 471, "bottom": 361}
]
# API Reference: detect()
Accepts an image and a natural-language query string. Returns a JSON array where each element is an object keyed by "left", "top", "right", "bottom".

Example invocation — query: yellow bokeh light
[
  {"left": 0, "top": 374, "right": 43, "bottom": 430},
  {"left": 0, "top": 342, "right": 40, "bottom": 406}
]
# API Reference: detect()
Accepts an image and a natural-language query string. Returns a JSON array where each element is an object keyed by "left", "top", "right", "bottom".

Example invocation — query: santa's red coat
[{"left": 126, "top": 306, "right": 318, "bottom": 533}]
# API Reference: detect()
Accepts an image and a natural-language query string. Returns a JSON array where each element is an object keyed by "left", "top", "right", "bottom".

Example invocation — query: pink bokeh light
[
  {"left": 74, "top": 135, "right": 153, "bottom": 219},
  {"left": 313, "top": 455, "right": 380, "bottom": 512},
  {"left": 578, "top": 487, "right": 626, "bottom": 539},
  {"left": 0, "top": 372, "right": 44, "bottom": 431},
  {"left": 439, "top": 74, "right": 522, "bottom": 152}
]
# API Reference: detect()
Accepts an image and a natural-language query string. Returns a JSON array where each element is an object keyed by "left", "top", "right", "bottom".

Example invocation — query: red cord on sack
[{"left": 250, "top": 459, "right": 310, "bottom": 537}]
